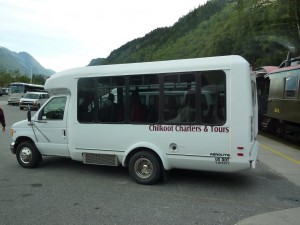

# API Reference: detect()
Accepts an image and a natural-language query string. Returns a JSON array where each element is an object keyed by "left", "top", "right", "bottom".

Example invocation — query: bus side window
[
  {"left": 77, "top": 78, "right": 96, "bottom": 123},
  {"left": 97, "top": 76, "right": 125, "bottom": 123},
  {"left": 178, "top": 92, "right": 196, "bottom": 122},
  {"left": 130, "top": 90, "right": 147, "bottom": 122},
  {"left": 201, "top": 94, "right": 208, "bottom": 115},
  {"left": 200, "top": 71, "right": 226, "bottom": 125},
  {"left": 147, "top": 95, "right": 159, "bottom": 123},
  {"left": 78, "top": 91, "right": 95, "bottom": 122},
  {"left": 164, "top": 96, "right": 179, "bottom": 121},
  {"left": 217, "top": 93, "right": 225, "bottom": 121},
  {"left": 129, "top": 75, "right": 158, "bottom": 124},
  {"left": 163, "top": 73, "right": 195, "bottom": 123},
  {"left": 100, "top": 93, "right": 118, "bottom": 122}
]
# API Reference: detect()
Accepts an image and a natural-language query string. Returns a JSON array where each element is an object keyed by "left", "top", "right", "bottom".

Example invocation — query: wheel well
[
  {"left": 15, "top": 136, "right": 35, "bottom": 150},
  {"left": 124, "top": 147, "right": 163, "bottom": 168}
]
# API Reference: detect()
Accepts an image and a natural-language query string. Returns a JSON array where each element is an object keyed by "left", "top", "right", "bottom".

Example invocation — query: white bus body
[{"left": 10, "top": 55, "right": 259, "bottom": 184}]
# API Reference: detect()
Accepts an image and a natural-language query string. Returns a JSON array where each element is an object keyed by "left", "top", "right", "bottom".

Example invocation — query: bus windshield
[{"left": 9, "top": 85, "right": 25, "bottom": 94}]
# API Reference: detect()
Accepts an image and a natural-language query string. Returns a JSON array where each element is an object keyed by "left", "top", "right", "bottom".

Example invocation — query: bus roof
[
  {"left": 9, "top": 82, "right": 44, "bottom": 88},
  {"left": 45, "top": 55, "right": 248, "bottom": 94}
]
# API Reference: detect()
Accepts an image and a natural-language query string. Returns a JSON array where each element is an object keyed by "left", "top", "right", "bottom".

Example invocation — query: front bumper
[
  {"left": 10, "top": 141, "right": 16, "bottom": 154},
  {"left": 8, "top": 99, "right": 20, "bottom": 105},
  {"left": 19, "top": 103, "right": 39, "bottom": 109}
]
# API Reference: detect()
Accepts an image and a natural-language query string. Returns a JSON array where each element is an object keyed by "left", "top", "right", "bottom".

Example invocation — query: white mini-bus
[{"left": 10, "top": 55, "right": 259, "bottom": 184}]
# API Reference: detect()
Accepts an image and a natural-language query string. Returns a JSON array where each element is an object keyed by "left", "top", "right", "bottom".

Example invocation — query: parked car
[
  {"left": 19, "top": 92, "right": 50, "bottom": 110},
  {"left": 3, "top": 88, "right": 9, "bottom": 95},
  {"left": 0, "top": 88, "right": 3, "bottom": 96}
]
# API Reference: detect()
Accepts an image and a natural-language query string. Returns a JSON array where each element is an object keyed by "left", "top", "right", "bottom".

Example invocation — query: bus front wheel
[
  {"left": 16, "top": 141, "right": 41, "bottom": 168},
  {"left": 128, "top": 151, "right": 162, "bottom": 185}
]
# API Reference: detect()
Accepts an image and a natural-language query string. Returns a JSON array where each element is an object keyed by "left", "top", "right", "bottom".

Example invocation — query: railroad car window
[{"left": 284, "top": 76, "right": 298, "bottom": 98}]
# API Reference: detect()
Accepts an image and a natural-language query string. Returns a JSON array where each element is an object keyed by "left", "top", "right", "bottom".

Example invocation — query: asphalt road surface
[{"left": 1, "top": 95, "right": 300, "bottom": 225}]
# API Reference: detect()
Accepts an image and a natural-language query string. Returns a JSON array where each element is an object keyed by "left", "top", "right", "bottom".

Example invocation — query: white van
[
  {"left": 10, "top": 55, "right": 259, "bottom": 185},
  {"left": 19, "top": 92, "right": 50, "bottom": 110}
]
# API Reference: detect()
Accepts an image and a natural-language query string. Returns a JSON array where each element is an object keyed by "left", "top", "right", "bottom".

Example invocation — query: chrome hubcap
[
  {"left": 20, "top": 147, "right": 32, "bottom": 164},
  {"left": 134, "top": 158, "right": 153, "bottom": 179}
]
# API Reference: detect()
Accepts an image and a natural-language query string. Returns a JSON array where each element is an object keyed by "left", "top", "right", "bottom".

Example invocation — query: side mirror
[{"left": 27, "top": 110, "right": 31, "bottom": 122}]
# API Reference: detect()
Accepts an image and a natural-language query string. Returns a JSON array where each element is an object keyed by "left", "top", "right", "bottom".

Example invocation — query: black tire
[
  {"left": 20, "top": 107, "right": 23, "bottom": 110},
  {"left": 128, "top": 151, "right": 162, "bottom": 185},
  {"left": 16, "top": 141, "right": 41, "bottom": 168}
]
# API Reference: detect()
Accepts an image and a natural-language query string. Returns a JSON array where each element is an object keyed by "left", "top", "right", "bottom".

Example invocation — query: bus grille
[{"left": 83, "top": 153, "right": 119, "bottom": 166}]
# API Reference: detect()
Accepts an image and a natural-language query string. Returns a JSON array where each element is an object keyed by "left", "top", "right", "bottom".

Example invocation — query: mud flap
[{"left": 250, "top": 140, "right": 259, "bottom": 169}]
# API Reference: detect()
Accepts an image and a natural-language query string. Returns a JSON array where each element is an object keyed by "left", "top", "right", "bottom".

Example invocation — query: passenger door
[{"left": 33, "top": 96, "right": 70, "bottom": 156}]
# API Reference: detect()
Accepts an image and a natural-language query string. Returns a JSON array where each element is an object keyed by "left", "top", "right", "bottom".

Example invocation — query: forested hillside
[{"left": 89, "top": 0, "right": 300, "bottom": 68}]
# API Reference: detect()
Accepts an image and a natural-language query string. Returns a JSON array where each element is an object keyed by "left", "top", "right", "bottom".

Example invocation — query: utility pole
[{"left": 30, "top": 65, "right": 33, "bottom": 84}]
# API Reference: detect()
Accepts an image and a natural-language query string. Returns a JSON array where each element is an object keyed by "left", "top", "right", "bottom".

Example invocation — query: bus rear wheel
[{"left": 128, "top": 151, "right": 162, "bottom": 185}]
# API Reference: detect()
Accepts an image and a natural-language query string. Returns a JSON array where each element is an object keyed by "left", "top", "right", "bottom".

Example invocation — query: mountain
[
  {"left": 88, "top": 0, "right": 300, "bottom": 68},
  {"left": 88, "top": 58, "right": 106, "bottom": 66},
  {"left": 0, "top": 46, "right": 55, "bottom": 77}
]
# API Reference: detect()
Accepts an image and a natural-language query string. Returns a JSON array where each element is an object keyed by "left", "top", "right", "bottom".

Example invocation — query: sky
[{"left": 0, "top": 0, "right": 207, "bottom": 72}]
